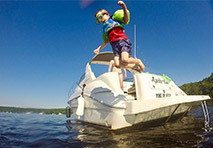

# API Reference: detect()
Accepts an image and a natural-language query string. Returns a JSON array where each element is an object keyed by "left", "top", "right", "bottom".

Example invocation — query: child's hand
[
  {"left": 93, "top": 48, "right": 100, "bottom": 55},
  {"left": 118, "top": 1, "right": 126, "bottom": 8}
]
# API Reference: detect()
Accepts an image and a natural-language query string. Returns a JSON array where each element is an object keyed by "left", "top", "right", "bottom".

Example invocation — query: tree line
[
  {"left": 0, "top": 106, "right": 66, "bottom": 114},
  {"left": 180, "top": 73, "right": 213, "bottom": 99}
]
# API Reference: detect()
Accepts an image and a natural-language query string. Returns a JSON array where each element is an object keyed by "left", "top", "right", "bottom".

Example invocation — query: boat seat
[{"left": 127, "top": 86, "right": 136, "bottom": 98}]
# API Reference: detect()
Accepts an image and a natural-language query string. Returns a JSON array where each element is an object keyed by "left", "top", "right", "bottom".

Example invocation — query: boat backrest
[
  {"left": 85, "top": 63, "right": 96, "bottom": 81},
  {"left": 134, "top": 73, "right": 187, "bottom": 100}
]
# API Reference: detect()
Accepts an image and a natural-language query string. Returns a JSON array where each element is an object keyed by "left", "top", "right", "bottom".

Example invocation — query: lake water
[{"left": 1, "top": 106, "right": 213, "bottom": 148}]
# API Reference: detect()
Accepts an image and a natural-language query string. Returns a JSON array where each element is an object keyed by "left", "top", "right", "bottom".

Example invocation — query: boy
[
  {"left": 108, "top": 60, "right": 127, "bottom": 92},
  {"left": 93, "top": 1, "right": 145, "bottom": 71}
]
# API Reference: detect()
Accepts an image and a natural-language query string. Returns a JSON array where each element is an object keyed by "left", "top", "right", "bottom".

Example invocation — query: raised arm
[
  {"left": 93, "top": 42, "right": 108, "bottom": 55},
  {"left": 118, "top": 1, "right": 129, "bottom": 24}
]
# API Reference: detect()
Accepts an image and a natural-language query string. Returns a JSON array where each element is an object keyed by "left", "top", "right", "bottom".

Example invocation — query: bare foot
[
  {"left": 137, "top": 59, "right": 145, "bottom": 71},
  {"left": 132, "top": 63, "right": 140, "bottom": 71}
]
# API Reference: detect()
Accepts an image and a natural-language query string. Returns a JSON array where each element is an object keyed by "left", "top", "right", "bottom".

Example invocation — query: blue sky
[{"left": 0, "top": 1, "right": 212, "bottom": 108}]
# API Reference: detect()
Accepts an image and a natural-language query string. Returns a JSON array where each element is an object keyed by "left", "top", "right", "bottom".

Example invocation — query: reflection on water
[
  {"left": 66, "top": 108, "right": 213, "bottom": 148},
  {"left": 0, "top": 106, "right": 213, "bottom": 148}
]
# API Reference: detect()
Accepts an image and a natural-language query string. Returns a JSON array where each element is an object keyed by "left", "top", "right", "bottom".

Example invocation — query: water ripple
[{"left": 0, "top": 106, "right": 213, "bottom": 148}]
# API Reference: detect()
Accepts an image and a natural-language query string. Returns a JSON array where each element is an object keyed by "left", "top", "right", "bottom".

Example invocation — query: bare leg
[
  {"left": 108, "top": 60, "right": 114, "bottom": 72},
  {"left": 112, "top": 66, "right": 124, "bottom": 91},
  {"left": 121, "top": 52, "right": 145, "bottom": 71},
  {"left": 113, "top": 56, "right": 122, "bottom": 68}
]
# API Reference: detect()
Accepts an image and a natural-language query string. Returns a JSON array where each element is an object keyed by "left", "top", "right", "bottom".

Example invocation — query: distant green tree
[
  {"left": 180, "top": 73, "right": 213, "bottom": 99},
  {"left": 0, "top": 106, "right": 70, "bottom": 114}
]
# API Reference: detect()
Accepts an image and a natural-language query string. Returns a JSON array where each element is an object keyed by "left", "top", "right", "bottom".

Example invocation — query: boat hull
[
  {"left": 68, "top": 95, "right": 205, "bottom": 130},
  {"left": 69, "top": 95, "right": 131, "bottom": 129},
  {"left": 124, "top": 103, "right": 191, "bottom": 126}
]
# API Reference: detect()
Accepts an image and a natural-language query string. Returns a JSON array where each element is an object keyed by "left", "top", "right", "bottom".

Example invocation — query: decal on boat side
[{"left": 151, "top": 76, "right": 169, "bottom": 84}]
